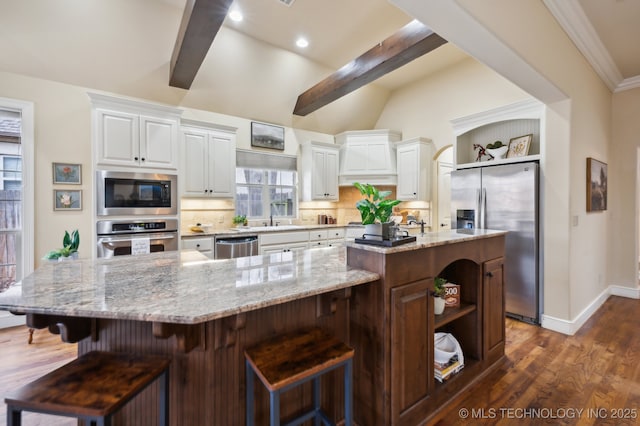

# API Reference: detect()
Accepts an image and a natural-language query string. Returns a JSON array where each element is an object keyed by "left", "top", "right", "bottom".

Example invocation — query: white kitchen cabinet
[
  {"left": 181, "top": 121, "right": 237, "bottom": 198},
  {"left": 261, "top": 242, "right": 309, "bottom": 254},
  {"left": 335, "top": 129, "right": 401, "bottom": 186},
  {"left": 89, "top": 93, "right": 182, "bottom": 171},
  {"left": 299, "top": 141, "right": 339, "bottom": 201},
  {"left": 259, "top": 230, "right": 310, "bottom": 254},
  {"left": 182, "top": 237, "right": 214, "bottom": 258},
  {"left": 396, "top": 138, "right": 434, "bottom": 201}
]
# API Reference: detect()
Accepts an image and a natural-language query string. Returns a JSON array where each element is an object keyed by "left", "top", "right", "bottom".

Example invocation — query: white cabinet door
[
  {"left": 96, "top": 110, "right": 178, "bottom": 170},
  {"left": 208, "top": 132, "right": 234, "bottom": 197},
  {"left": 397, "top": 144, "right": 419, "bottom": 200},
  {"left": 96, "top": 109, "right": 139, "bottom": 168},
  {"left": 300, "top": 142, "right": 339, "bottom": 201},
  {"left": 183, "top": 128, "right": 209, "bottom": 197},
  {"left": 182, "top": 126, "right": 236, "bottom": 198},
  {"left": 324, "top": 148, "right": 339, "bottom": 199},
  {"left": 396, "top": 138, "right": 433, "bottom": 201},
  {"left": 140, "top": 115, "right": 178, "bottom": 169}
]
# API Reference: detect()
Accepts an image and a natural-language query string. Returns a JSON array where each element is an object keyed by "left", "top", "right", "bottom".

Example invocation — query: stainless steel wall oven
[{"left": 96, "top": 218, "right": 178, "bottom": 258}]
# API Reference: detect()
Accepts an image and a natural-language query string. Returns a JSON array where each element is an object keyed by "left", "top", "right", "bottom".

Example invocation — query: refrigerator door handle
[
  {"left": 481, "top": 188, "right": 487, "bottom": 229},
  {"left": 475, "top": 189, "right": 481, "bottom": 229}
]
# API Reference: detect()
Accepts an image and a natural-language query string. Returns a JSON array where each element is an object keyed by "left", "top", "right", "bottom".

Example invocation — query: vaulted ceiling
[{"left": 0, "top": 0, "right": 637, "bottom": 135}]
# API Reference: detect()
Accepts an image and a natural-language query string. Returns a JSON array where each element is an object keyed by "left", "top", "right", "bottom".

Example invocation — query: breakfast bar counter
[{"left": 0, "top": 229, "right": 507, "bottom": 425}]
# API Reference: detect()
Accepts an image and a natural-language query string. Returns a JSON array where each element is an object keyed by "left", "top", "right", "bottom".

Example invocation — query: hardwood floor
[
  {"left": 0, "top": 296, "right": 637, "bottom": 425},
  {"left": 434, "top": 296, "right": 640, "bottom": 426},
  {"left": 0, "top": 327, "right": 76, "bottom": 426}
]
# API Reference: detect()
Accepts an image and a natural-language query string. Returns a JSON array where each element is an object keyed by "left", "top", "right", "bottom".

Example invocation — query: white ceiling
[
  {"left": 224, "top": 0, "right": 640, "bottom": 93},
  {"left": 221, "top": 0, "right": 469, "bottom": 91}
]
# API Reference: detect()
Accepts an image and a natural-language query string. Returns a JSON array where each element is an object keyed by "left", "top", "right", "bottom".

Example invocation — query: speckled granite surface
[
  {"left": 182, "top": 224, "right": 350, "bottom": 238},
  {"left": 0, "top": 247, "right": 379, "bottom": 325},
  {"left": 347, "top": 229, "right": 507, "bottom": 254}
]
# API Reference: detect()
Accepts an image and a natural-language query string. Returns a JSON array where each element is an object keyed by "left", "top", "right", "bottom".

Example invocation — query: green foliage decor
[
  {"left": 44, "top": 229, "right": 80, "bottom": 260},
  {"left": 434, "top": 277, "right": 447, "bottom": 298},
  {"left": 354, "top": 182, "right": 401, "bottom": 225}
]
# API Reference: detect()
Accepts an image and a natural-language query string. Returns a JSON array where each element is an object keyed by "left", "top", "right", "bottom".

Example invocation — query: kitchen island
[{"left": 0, "top": 229, "right": 506, "bottom": 425}]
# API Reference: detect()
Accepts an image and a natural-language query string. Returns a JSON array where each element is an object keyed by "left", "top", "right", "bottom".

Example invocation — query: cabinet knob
[
  {"left": 413, "top": 192, "right": 417, "bottom": 195},
  {"left": 141, "top": 157, "right": 145, "bottom": 161},
  {"left": 134, "top": 156, "right": 139, "bottom": 161},
  {"left": 486, "top": 271, "right": 494, "bottom": 277}
]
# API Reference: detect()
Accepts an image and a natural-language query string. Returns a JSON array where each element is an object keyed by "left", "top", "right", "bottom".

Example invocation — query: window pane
[
  {"left": 235, "top": 169, "right": 263, "bottom": 185},
  {"left": 280, "top": 171, "right": 294, "bottom": 186},
  {"left": 248, "top": 186, "right": 263, "bottom": 217},
  {"left": 235, "top": 186, "right": 249, "bottom": 217},
  {"left": 269, "top": 187, "right": 294, "bottom": 217}
]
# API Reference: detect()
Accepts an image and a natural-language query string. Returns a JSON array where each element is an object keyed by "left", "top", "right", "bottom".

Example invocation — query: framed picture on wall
[
  {"left": 251, "top": 122, "right": 285, "bottom": 150},
  {"left": 54, "top": 190, "right": 82, "bottom": 211},
  {"left": 586, "top": 157, "right": 607, "bottom": 212},
  {"left": 52, "top": 163, "right": 82, "bottom": 184}
]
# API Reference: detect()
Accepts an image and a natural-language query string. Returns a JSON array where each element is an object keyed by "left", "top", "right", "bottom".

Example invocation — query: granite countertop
[
  {"left": 0, "top": 247, "right": 379, "bottom": 325},
  {"left": 347, "top": 229, "right": 507, "bottom": 254},
  {"left": 182, "top": 224, "right": 349, "bottom": 238}
]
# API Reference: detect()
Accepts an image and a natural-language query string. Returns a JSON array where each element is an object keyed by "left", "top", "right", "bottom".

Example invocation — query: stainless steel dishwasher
[{"left": 215, "top": 235, "right": 259, "bottom": 259}]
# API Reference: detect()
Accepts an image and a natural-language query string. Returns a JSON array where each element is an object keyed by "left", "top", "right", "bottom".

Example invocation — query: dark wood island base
[{"left": 347, "top": 232, "right": 506, "bottom": 425}]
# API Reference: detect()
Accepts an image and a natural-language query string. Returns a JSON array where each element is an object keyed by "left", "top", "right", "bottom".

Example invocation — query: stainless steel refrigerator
[{"left": 451, "top": 162, "right": 539, "bottom": 324}]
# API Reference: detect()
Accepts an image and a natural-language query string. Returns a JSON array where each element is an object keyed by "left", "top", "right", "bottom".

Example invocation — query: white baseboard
[
  {"left": 541, "top": 287, "right": 610, "bottom": 335},
  {"left": 610, "top": 284, "right": 640, "bottom": 299},
  {"left": 0, "top": 314, "right": 25, "bottom": 329}
]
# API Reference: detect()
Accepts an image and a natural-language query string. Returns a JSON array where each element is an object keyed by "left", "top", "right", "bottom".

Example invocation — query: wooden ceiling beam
[
  {"left": 293, "top": 20, "right": 447, "bottom": 116},
  {"left": 169, "top": 0, "right": 234, "bottom": 89}
]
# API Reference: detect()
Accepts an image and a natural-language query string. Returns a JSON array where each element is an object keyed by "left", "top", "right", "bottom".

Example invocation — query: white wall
[
  {"left": 611, "top": 88, "right": 640, "bottom": 292},
  {"left": 392, "top": 0, "right": 613, "bottom": 330},
  {"left": 375, "top": 58, "right": 530, "bottom": 151}
]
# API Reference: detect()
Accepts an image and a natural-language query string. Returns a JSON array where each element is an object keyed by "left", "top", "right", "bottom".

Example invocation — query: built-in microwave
[{"left": 96, "top": 170, "right": 177, "bottom": 216}]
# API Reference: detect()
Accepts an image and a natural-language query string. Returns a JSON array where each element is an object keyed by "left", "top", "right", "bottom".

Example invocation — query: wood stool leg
[
  {"left": 246, "top": 360, "right": 255, "bottom": 426},
  {"left": 269, "top": 390, "right": 280, "bottom": 426},
  {"left": 313, "top": 377, "right": 321, "bottom": 426},
  {"left": 7, "top": 406, "right": 21, "bottom": 426},
  {"left": 344, "top": 359, "right": 353, "bottom": 426}
]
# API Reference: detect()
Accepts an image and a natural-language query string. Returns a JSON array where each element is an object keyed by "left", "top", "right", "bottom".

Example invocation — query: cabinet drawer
[
  {"left": 260, "top": 231, "right": 310, "bottom": 246},
  {"left": 327, "top": 228, "right": 345, "bottom": 239},
  {"left": 182, "top": 237, "right": 213, "bottom": 251},
  {"left": 309, "top": 230, "right": 328, "bottom": 241}
]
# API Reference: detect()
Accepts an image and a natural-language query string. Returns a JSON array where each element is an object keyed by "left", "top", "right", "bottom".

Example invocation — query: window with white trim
[{"left": 235, "top": 168, "right": 296, "bottom": 219}]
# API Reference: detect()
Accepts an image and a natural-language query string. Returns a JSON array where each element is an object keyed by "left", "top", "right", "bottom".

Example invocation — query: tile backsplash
[{"left": 180, "top": 186, "right": 430, "bottom": 231}]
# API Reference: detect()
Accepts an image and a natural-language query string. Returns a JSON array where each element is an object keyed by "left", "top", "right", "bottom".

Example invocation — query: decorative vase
[
  {"left": 434, "top": 296, "right": 446, "bottom": 315},
  {"left": 364, "top": 223, "right": 383, "bottom": 241},
  {"left": 486, "top": 145, "right": 509, "bottom": 160}
]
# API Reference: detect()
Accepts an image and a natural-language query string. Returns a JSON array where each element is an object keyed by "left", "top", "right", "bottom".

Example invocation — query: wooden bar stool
[
  {"left": 245, "top": 327, "right": 354, "bottom": 426},
  {"left": 4, "top": 351, "right": 171, "bottom": 426}
]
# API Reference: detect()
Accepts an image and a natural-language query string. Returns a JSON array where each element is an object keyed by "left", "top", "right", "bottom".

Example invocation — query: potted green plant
[
  {"left": 232, "top": 215, "right": 247, "bottom": 227},
  {"left": 354, "top": 182, "right": 401, "bottom": 240},
  {"left": 433, "top": 277, "right": 446, "bottom": 315},
  {"left": 43, "top": 229, "right": 80, "bottom": 261}
]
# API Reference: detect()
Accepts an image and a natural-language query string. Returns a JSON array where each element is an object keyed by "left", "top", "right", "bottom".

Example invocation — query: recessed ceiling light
[
  {"left": 296, "top": 37, "right": 309, "bottom": 48},
  {"left": 228, "top": 9, "right": 243, "bottom": 22}
]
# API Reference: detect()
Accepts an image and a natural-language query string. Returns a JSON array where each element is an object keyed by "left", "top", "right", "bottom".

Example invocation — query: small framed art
[
  {"left": 506, "top": 134, "right": 532, "bottom": 158},
  {"left": 52, "top": 163, "right": 82, "bottom": 184},
  {"left": 586, "top": 157, "right": 607, "bottom": 212},
  {"left": 54, "top": 190, "right": 82, "bottom": 211},
  {"left": 251, "top": 122, "right": 285, "bottom": 150}
]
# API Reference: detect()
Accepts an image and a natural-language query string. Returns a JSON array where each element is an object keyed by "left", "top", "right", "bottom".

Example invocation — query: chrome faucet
[
  {"left": 408, "top": 219, "right": 426, "bottom": 235},
  {"left": 270, "top": 215, "right": 273, "bottom": 226}
]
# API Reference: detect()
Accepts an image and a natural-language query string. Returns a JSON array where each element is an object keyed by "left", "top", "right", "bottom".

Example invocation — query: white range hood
[{"left": 335, "top": 129, "right": 401, "bottom": 186}]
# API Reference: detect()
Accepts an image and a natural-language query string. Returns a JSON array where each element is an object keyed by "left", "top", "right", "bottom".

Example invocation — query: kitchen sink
[{"left": 229, "top": 225, "right": 305, "bottom": 232}]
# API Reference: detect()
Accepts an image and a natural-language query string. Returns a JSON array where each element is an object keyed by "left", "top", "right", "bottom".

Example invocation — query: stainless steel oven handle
[{"left": 98, "top": 234, "right": 177, "bottom": 244}]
